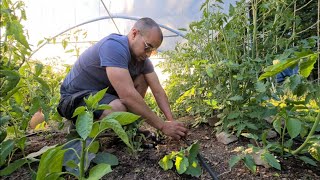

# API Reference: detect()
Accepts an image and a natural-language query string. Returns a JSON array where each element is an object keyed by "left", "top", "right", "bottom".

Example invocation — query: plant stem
[
  {"left": 79, "top": 139, "right": 86, "bottom": 179},
  {"left": 292, "top": 112, "right": 320, "bottom": 155}
]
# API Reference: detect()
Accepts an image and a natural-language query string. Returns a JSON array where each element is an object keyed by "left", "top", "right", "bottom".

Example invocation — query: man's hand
[{"left": 161, "top": 121, "right": 188, "bottom": 140}]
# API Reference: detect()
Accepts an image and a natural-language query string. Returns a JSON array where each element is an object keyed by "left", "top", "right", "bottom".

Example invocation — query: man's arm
[
  {"left": 106, "top": 67, "right": 187, "bottom": 139},
  {"left": 144, "top": 72, "right": 174, "bottom": 121}
]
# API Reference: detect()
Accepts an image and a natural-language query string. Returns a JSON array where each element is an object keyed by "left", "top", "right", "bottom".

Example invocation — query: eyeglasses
[{"left": 140, "top": 32, "right": 157, "bottom": 53}]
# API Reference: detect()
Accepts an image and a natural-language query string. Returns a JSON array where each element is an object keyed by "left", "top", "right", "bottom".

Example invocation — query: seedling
[{"left": 159, "top": 141, "right": 202, "bottom": 177}]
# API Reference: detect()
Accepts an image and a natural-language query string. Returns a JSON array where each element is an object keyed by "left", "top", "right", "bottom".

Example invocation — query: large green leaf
[
  {"left": 185, "top": 158, "right": 201, "bottom": 177},
  {"left": 259, "top": 57, "right": 300, "bottom": 80},
  {"left": 229, "top": 155, "right": 242, "bottom": 168},
  {"left": 76, "top": 111, "right": 93, "bottom": 140},
  {"left": 186, "top": 141, "right": 200, "bottom": 159},
  {"left": 106, "top": 112, "right": 140, "bottom": 125},
  {"left": 262, "top": 152, "right": 281, "bottom": 170},
  {"left": 286, "top": 118, "right": 301, "bottom": 139},
  {"left": 88, "top": 141, "right": 100, "bottom": 154},
  {"left": 273, "top": 118, "right": 282, "bottom": 135},
  {"left": 299, "top": 54, "right": 317, "bottom": 77},
  {"left": 0, "top": 70, "right": 20, "bottom": 96},
  {"left": 89, "top": 122, "right": 100, "bottom": 138},
  {"left": 243, "top": 155, "right": 256, "bottom": 173},
  {"left": 87, "top": 163, "right": 112, "bottom": 180},
  {"left": 36, "top": 146, "right": 66, "bottom": 180},
  {"left": 72, "top": 106, "right": 86, "bottom": 118},
  {"left": 229, "top": 95, "right": 243, "bottom": 101},
  {"left": 159, "top": 155, "right": 173, "bottom": 170},
  {"left": 175, "top": 155, "right": 189, "bottom": 174},
  {"left": 6, "top": 20, "right": 30, "bottom": 49},
  {"left": 100, "top": 118, "right": 132, "bottom": 149},
  {"left": 92, "top": 152, "right": 119, "bottom": 166},
  {"left": 0, "top": 158, "right": 28, "bottom": 176},
  {"left": 299, "top": 156, "right": 317, "bottom": 166},
  {"left": 90, "top": 88, "right": 108, "bottom": 108},
  {"left": 0, "top": 139, "right": 15, "bottom": 165}
]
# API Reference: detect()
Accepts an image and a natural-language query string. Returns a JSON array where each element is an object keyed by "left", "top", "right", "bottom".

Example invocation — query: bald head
[{"left": 133, "top": 17, "right": 163, "bottom": 42}]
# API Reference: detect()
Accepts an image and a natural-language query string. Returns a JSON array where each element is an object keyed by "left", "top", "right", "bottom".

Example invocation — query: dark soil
[{"left": 2, "top": 116, "right": 319, "bottom": 180}]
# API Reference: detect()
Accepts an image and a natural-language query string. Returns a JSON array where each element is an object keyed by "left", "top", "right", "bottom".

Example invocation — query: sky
[{"left": 22, "top": 0, "right": 236, "bottom": 83}]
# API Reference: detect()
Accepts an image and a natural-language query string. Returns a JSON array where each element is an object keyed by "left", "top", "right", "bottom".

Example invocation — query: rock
[
  {"left": 252, "top": 150, "right": 270, "bottom": 168},
  {"left": 216, "top": 132, "right": 238, "bottom": 145},
  {"left": 264, "top": 116, "right": 274, "bottom": 124},
  {"left": 267, "top": 130, "right": 277, "bottom": 139}
]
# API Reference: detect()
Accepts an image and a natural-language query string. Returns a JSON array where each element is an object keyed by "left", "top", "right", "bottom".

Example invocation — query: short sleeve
[
  {"left": 142, "top": 59, "right": 154, "bottom": 74},
  {"left": 99, "top": 39, "right": 130, "bottom": 69}
]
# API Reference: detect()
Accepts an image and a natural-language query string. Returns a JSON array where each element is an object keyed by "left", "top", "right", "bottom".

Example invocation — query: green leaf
[
  {"left": 0, "top": 70, "right": 20, "bottom": 96},
  {"left": 159, "top": 155, "right": 173, "bottom": 170},
  {"left": 92, "top": 152, "right": 119, "bottom": 166},
  {"left": 259, "top": 57, "right": 300, "bottom": 80},
  {"left": 243, "top": 155, "right": 256, "bottom": 173},
  {"left": 273, "top": 118, "right": 282, "bottom": 135},
  {"left": 0, "top": 139, "right": 15, "bottom": 165},
  {"left": 0, "top": 116, "right": 11, "bottom": 127},
  {"left": 76, "top": 111, "right": 93, "bottom": 140},
  {"left": 96, "top": 104, "right": 112, "bottom": 110},
  {"left": 34, "top": 77, "right": 51, "bottom": 93},
  {"left": 286, "top": 118, "right": 301, "bottom": 139},
  {"left": 255, "top": 81, "right": 266, "bottom": 93},
  {"left": 35, "top": 63, "right": 44, "bottom": 77},
  {"left": 65, "top": 160, "right": 78, "bottom": 169},
  {"left": 88, "top": 141, "right": 100, "bottom": 154},
  {"left": 106, "top": 112, "right": 140, "bottom": 126},
  {"left": 72, "top": 106, "right": 86, "bottom": 118},
  {"left": 241, "top": 133, "right": 258, "bottom": 140},
  {"left": 185, "top": 158, "right": 201, "bottom": 177},
  {"left": 299, "top": 54, "right": 317, "bottom": 77},
  {"left": 299, "top": 156, "right": 317, "bottom": 166},
  {"left": 206, "top": 66, "right": 214, "bottom": 78},
  {"left": 87, "top": 163, "right": 112, "bottom": 180},
  {"left": 100, "top": 118, "right": 132, "bottom": 150},
  {"left": 308, "top": 143, "right": 320, "bottom": 161},
  {"left": 229, "top": 95, "right": 243, "bottom": 101},
  {"left": 0, "top": 158, "right": 28, "bottom": 176},
  {"left": 175, "top": 155, "right": 189, "bottom": 174},
  {"left": 229, "top": 155, "right": 242, "bottom": 169},
  {"left": 187, "top": 141, "right": 200, "bottom": 159},
  {"left": 36, "top": 146, "right": 66, "bottom": 180},
  {"left": 227, "top": 111, "right": 240, "bottom": 119},
  {"left": 6, "top": 20, "right": 30, "bottom": 49},
  {"left": 262, "top": 152, "right": 281, "bottom": 170},
  {"left": 91, "top": 88, "right": 108, "bottom": 108},
  {"left": 89, "top": 122, "right": 100, "bottom": 138}
]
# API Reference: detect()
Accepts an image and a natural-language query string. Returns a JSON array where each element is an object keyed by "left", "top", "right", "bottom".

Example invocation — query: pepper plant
[
  {"left": 159, "top": 141, "right": 202, "bottom": 177},
  {"left": 36, "top": 88, "right": 141, "bottom": 179}
]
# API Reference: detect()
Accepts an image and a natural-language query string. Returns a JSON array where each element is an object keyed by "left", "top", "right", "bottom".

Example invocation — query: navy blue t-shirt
[{"left": 60, "top": 34, "right": 154, "bottom": 97}]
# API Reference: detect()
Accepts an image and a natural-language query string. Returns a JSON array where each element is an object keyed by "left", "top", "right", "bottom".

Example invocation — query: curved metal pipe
[{"left": 29, "top": 15, "right": 186, "bottom": 59}]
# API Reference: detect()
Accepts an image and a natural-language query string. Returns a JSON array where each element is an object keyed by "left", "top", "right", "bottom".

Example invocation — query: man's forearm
[{"left": 152, "top": 90, "right": 174, "bottom": 121}]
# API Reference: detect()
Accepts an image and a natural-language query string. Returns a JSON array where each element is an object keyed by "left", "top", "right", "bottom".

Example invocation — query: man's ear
[{"left": 131, "top": 28, "right": 138, "bottom": 38}]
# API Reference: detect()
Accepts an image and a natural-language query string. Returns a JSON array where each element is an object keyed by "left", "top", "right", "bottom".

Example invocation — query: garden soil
[{"left": 2, "top": 116, "right": 319, "bottom": 180}]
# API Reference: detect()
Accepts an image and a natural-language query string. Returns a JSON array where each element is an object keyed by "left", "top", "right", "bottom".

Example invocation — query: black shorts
[{"left": 57, "top": 90, "right": 118, "bottom": 122}]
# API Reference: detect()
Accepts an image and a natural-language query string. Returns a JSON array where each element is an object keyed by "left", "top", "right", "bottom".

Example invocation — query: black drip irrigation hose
[{"left": 183, "top": 138, "right": 219, "bottom": 180}]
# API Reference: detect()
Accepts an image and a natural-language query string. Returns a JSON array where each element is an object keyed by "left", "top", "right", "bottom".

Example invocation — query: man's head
[{"left": 128, "top": 17, "right": 163, "bottom": 61}]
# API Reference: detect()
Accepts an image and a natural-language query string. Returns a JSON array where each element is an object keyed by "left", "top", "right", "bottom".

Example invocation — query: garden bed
[{"left": 3, "top": 117, "right": 319, "bottom": 180}]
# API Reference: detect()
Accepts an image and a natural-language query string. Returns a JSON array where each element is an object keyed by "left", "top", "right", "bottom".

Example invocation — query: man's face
[{"left": 133, "top": 28, "right": 162, "bottom": 61}]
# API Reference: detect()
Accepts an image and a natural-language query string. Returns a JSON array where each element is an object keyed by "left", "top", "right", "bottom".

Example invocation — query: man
[{"left": 57, "top": 17, "right": 187, "bottom": 140}]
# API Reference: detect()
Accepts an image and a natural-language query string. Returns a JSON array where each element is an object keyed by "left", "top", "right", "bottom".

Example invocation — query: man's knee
[
  {"left": 109, "top": 99, "right": 127, "bottom": 112},
  {"left": 99, "top": 99, "right": 127, "bottom": 119}
]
